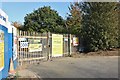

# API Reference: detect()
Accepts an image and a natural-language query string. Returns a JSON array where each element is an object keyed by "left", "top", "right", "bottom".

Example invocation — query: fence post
[
  {"left": 70, "top": 34, "right": 72, "bottom": 55},
  {"left": 68, "top": 34, "right": 71, "bottom": 56},
  {"left": 47, "top": 32, "right": 50, "bottom": 60}
]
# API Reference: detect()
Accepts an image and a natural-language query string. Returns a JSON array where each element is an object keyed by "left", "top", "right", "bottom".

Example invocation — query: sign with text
[
  {"left": 0, "top": 14, "right": 6, "bottom": 22},
  {"left": 52, "top": 34, "right": 63, "bottom": 57},
  {"left": 73, "top": 37, "right": 79, "bottom": 46},
  {"left": 29, "top": 39, "right": 42, "bottom": 52},
  {"left": 0, "top": 30, "right": 4, "bottom": 71}
]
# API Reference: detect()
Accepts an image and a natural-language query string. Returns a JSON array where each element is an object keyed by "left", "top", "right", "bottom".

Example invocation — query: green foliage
[
  {"left": 66, "top": 2, "right": 82, "bottom": 35},
  {"left": 24, "top": 6, "right": 65, "bottom": 33},
  {"left": 80, "top": 2, "right": 118, "bottom": 51},
  {"left": 118, "top": 3, "right": 120, "bottom": 48}
]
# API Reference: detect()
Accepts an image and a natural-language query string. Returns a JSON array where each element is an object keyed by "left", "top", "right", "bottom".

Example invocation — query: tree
[
  {"left": 66, "top": 2, "right": 82, "bottom": 35},
  {"left": 117, "top": 2, "right": 120, "bottom": 48},
  {"left": 24, "top": 6, "right": 65, "bottom": 33},
  {"left": 80, "top": 2, "right": 118, "bottom": 51},
  {"left": 12, "top": 21, "right": 24, "bottom": 30}
]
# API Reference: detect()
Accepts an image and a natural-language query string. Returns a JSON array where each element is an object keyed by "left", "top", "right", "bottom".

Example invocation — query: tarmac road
[{"left": 27, "top": 56, "right": 118, "bottom": 78}]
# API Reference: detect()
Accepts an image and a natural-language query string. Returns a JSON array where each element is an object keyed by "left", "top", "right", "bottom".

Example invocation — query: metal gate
[
  {"left": 17, "top": 31, "right": 50, "bottom": 66},
  {"left": 17, "top": 30, "right": 78, "bottom": 66}
]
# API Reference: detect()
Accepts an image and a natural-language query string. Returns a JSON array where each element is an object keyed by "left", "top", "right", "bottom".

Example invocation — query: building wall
[{"left": 0, "top": 9, "right": 13, "bottom": 79}]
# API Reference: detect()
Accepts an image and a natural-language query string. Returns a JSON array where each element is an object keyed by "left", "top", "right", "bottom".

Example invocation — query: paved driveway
[{"left": 27, "top": 57, "right": 118, "bottom": 78}]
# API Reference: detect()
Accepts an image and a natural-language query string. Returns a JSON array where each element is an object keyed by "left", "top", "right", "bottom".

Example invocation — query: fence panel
[{"left": 17, "top": 31, "right": 48, "bottom": 66}]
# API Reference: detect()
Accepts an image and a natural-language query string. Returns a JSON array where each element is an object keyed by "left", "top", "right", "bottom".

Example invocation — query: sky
[
  {"left": 0, "top": 2, "right": 70, "bottom": 24},
  {"left": 0, "top": 0, "right": 118, "bottom": 24}
]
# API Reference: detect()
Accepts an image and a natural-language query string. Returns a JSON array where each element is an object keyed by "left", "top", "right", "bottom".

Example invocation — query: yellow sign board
[
  {"left": 0, "top": 30, "right": 4, "bottom": 71},
  {"left": 52, "top": 34, "right": 63, "bottom": 57},
  {"left": 29, "top": 44, "right": 42, "bottom": 52},
  {"left": 29, "top": 39, "right": 42, "bottom": 52}
]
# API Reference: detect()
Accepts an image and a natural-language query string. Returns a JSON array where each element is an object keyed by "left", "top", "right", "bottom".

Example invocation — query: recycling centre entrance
[{"left": 17, "top": 31, "right": 78, "bottom": 66}]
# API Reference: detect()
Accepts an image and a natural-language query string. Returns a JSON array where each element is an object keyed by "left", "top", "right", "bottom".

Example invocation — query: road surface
[{"left": 27, "top": 56, "right": 118, "bottom": 78}]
